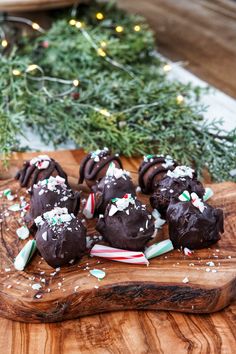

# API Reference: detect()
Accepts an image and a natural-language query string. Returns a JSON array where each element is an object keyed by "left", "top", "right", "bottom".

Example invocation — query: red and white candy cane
[
  {"left": 90, "top": 244, "right": 149, "bottom": 265},
  {"left": 83, "top": 193, "right": 95, "bottom": 219}
]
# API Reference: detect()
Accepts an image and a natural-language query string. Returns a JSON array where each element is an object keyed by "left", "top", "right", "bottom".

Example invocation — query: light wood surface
[
  {"left": 0, "top": 151, "right": 235, "bottom": 322},
  {"left": 0, "top": 0, "right": 75, "bottom": 11},
  {"left": 118, "top": 0, "right": 236, "bottom": 99},
  {"left": 0, "top": 150, "right": 236, "bottom": 353}
]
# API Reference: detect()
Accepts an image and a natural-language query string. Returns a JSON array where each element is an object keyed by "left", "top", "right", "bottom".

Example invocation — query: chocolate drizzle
[
  {"left": 79, "top": 149, "right": 122, "bottom": 187},
  {"left": 138, "top": 155, "right": 178, "bottom": 194},
  {"left": 167, "top": 199, "right": 224, "bottom": 249},
  {"left": 15, "top": 158, "right": 68, "bottom": 188}
]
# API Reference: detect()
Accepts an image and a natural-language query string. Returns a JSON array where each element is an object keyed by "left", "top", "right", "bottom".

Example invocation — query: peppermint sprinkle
[
  {"left": 167, "top": 165, "right": 194, "bottom": 179},
  {"left": 182, "top": 277, "right": 189, "bottom": 284},
  {"left": 16, "top": 225, "right": 30, "bottom": 240}
]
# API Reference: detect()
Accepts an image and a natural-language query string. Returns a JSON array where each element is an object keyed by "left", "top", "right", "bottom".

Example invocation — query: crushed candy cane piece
[
  {"left": 90, "top": 269, "right": 106, "bottom": 280},
  {"left": 184, "top": 247, "right": 192, "bottom": 256},
  {"left": 203, "top": 187, "right": 214, "bottom": 201},
  {"left": 167, "top": 166, "right": 194, "bottom": 179},
  {"left": 32, "top": 283, "right": 42, "bottom": 290},
  {"left": 182, "top": 277, "right": 189, "bottom": 284},
  {"left": 14, "top": 240, "right": 37, "bottom": 271},
  {"left": 145, "top": 239, "right": 174, "bottom": 260},
  {"left": 109, "top": 194, "right": 135, "bottom": 216},
  {"left": 16, "top": 225, "right": 30, "bottom": 240},
  {"left": 152, "top": 209, "right": 166, "bottom": 229},
  {"left": 8, "top": 204, "right": 21, "bottom": 212},
  {"left": 83, "top": 193, "right": 95, "bottom": 219}
]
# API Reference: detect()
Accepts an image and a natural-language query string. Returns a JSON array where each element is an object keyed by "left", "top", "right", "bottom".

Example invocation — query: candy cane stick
[{"left": 90, "top": 244, "right": 149, "bottom": 265}]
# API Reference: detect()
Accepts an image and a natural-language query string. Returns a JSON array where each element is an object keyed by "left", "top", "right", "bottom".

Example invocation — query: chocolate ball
[
  {"left": 35, "top": 207, "right": 86, "bottom": 268},
  {"left": 167, "top": 199, "right": 224, "bottom": 249},
  {"left": 92, "top": 166, "right": 136, "bottom": 216},
  {"left": 150, "top": 166, "right": 205, "bottom": 217},
  {"left": 138, "top": 154, "right": 178, "bottom": 194},
  {"left": 96, "top": 194, "right": 155, "bottom": 251},
  {"left": 15, "top": 155, "right": 68, "bottom": 188},
  {"left": 79, "top": 148, "right": 122, "bottom": 188},
  {"left": 28, "top": 176, "right": 80, "bottom": 221}
]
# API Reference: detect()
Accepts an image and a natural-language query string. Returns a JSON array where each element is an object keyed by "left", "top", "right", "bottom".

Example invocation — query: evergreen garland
[{"left": 0, "top": 0, "right": 235, "bottom": 181}]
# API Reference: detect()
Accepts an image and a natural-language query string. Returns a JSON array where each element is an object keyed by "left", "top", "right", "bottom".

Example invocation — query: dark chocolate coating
[
  {"left": 150, "top": 175, "right": 205, "bottom": 217},
  {"left": 138, "top": 156, "right": 178, "bottom": 194},
  {"left": 167, "top": 200, "right": 224, "bottom": 249},
  {"left": 15, "top": 158, "right": 68, "bottom": 188},
  {"left": 96, "top": 199, "right": 155, "bottom": 251},
  {"left": 92, "top": 174, "right": 136, "bottom": 215},
  {"left": 28, "top": 184, "right": 80, "bottom": 221},
  {"left": 79, "top": 149, "right": 123, "bottom": 188},
  {"left": 36, "top": 217, "right": 86, "bottom": 268}
]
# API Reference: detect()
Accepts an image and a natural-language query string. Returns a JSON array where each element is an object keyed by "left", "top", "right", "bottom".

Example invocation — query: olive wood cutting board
[{"left": 0, "top": 150, "right": 235, "bottom": 323}]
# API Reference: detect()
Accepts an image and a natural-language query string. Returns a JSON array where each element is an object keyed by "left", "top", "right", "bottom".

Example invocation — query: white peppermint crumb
[
  {"left": 7, "top": 284, "right": 12, "bottom": 289},
  {"left": 182, "top": 277, "right": 189, "bottom": 283},
  {"left": 74, "top": 286, "right": 79, "bottom": 291},
  {"left": 94, "top": 285, "right": 99, "bottom": 289},
  {"left": 206, "top": 261, "right": 215, "bottom": 267},
  {"left": 32, "top": 283, "right": 42, "bottom": 290},
  {"left": 5, "top": 268, "right": 11, "bottom": 272},
  {"left": 50, "top": 272, "right": 57, "bottom": 276},
  {"left": 212, "top": 269, "right": 217, "bottom": 273},
  {"left": 47, "top": 288, "right": 51, "bottom": 292},
  {"left": 58, "top": 282, "right": 62, "bottom": 286},
  {"left": 56, "top": 267, "right": 60, "bottom": 272},
  {"left": 205, "top": 268, "right": 211, "bottom": 272},
  {"left": 228, "top": 256, "right": 232, "bottom": 259},
  {"left": 216, "top": 249, "right": 220, "bottom": 252},
  {"left": 35, "top": 294, "right": 42, "bottom": 299},
  {"left": 40, "top": 271, "right": 45, "bottom": 275}
]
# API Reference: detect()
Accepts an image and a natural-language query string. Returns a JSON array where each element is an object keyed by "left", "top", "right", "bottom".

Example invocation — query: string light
[
  {"left": 1, "top": 39, "right": 8, "bottom": 48},
  {"left": 69, "top": 19, "right": 77, "bottom": 26},
  {"left": 163, "top": 64, "right": 172, "bottom": 72},
  {"left": 115, "top": 26, "right": 124, "bottom": 33},
  {"left": 73, "top": 79, "right": 80, "bottom": 87},
  {"left": 76, "top": 21, "right": 83, "bottom": 29},
  {"left": 97, "top": 48, "right": 106, "bottom": 57},
  {"left": 100, "top": 41, "right": 107, "bottom": 48},
  {"left": 99, "top": 109, "right": 111, "bottom": 117},
  {"left": 32, "top": 22, "right": 40, "bottom": 30},
  {"left": 96, "top": 12, "right": 104, "bottom": 20},
  {"left": 176, "top": 95, "right": 184, "bottom": 104},
  {"left": 26, "top": 64, "right": 38, "bottom": 72},
  {"left": 134, "top": 25, "right": 141, "bottom": 32},
  {"left": 12, "top": 69, "right": 21, "bottom": 76}
]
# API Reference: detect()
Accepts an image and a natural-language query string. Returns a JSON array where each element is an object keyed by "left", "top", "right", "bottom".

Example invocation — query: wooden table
[
  {"left": 1, "top": 0, "right": 236, "bottom": 352},
  {"left": 0, "top": 150, "right": 235, "bottom": 353}
]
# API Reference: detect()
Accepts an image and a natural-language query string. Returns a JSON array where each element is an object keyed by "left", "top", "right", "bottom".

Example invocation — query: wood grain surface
[
  {"left": 117, "top": 0, "right": 236, "bottom": 99},
  {"left": 0, "top": 150, "right": 236, "bottom": 324},
  {"left": 0, "top": 0, "right": 76, "bottom": 11},
  {"left": 0, "top": 150, "right": 236, "bottom": 352}
]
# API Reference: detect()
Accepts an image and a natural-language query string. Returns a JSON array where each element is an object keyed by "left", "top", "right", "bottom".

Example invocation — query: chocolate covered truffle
[
  {"left": 90, "top": 163, "right": 136, "bottom": 216},
  {"left": 138, "top": 154, "right": 178, "bottom": 194},
  {"left": 28, "top": 176, "right": 80, "bottom": 221},
  {"left": 167, "top": 191, "right": 224, "bottom": 249},
  {"left": 15, "top": 155, "right": 68, "bottom": 188},
  {"left": 150, "top": 166, "right": 205, "bottom": 217},
  {"left": 79, "top": 147, "right": 123, "bottom": 188},
  {"left": 96, "top": 194, "right": 155, "bottom": 251},
  {"left": 35, "top": 207, "right": 86, "bottom": 268}
]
